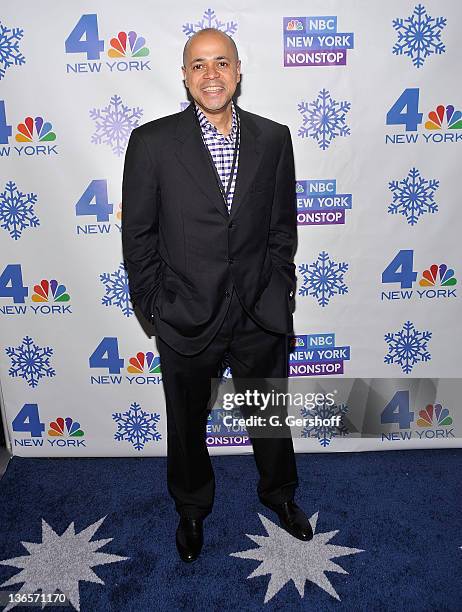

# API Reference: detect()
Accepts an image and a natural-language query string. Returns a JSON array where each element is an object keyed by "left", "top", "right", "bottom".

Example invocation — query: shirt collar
[{"left": 195, "top": 100, "right": 238, "bottom": 142}]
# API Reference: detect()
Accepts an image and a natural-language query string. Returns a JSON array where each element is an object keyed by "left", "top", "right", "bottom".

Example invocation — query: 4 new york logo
[
  {"left": 296, "top": 179, "right": 352, "bottom": 226},
  {"left": 381, "top": 391, "right": 454, "bottom": 442},
  {"left": 283, "top": 16, "right": 354, "bottom": 66},
  {"left": 65, "top": 14, "right": 151, "bottom": 74},
  {"left": 12, "top": 403, "right": 86, "bottom": 448},
  {"left": 0, "top": 101, "right": 58, "bottom": 156},
  {"left": 289, "top": 333, "right": 350, "bottom": 376},
  {"left": 381, "top": 250, "right": 457, "bottom": 301},
  {"left": 386, "top": 88, "right": 462, "bottom": 144},
  {"left": 75, "top": 180, "right": 121, "bottom": 236},
  {"left": 0, "top": 264, "right": 72, "bottom": 316},
  {"left": 89, "top": 337, "right": 161, "bottom": 385}
]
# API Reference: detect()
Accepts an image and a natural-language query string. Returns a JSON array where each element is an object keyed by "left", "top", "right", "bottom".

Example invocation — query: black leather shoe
[
  {"left": 176, "top": 517, "right": 204, "bottom": 562},
  {"left": 267, "top": 501, "right": 314, "bottom": 541}
]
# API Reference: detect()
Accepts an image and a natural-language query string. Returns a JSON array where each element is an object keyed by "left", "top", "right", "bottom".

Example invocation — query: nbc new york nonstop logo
[
  {"left": 283, "top": 15, "right": 354, "bottom": 67},
  {"left": 289, "top": 334, "right": 350, "bottom": 377},
  {"left": 0, "top": 100, "right": 58, "bottom": 157},
  {"left": 89, "top": 337, "right": 162, "bottom": 385},
  {"left": 0, "top": 264, "right": 72, "bottom": 316},
  {"left": 296, "top": 180, "right": 352, "bottom": 226},
  {"left": 385, "top": 88, "right": 462, "bottom": 145},
  {"left": 381, "top": 250, "right": 457, "bottom": 302},
  {"left": 65, "top": 14, "right": 151, "bottom": 74},
  {"left": 11, "top": 403, "right": 86, "bottom": 449},
  {"left": 380, "top": 391, "right": 454, "bottom": 443},
  {"left": 74, "top": 179, "right": 122, "bottom": 236}
]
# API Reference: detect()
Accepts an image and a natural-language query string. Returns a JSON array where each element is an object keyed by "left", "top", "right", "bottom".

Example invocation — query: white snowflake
[
  {"left": 231, "top": 512, "right": 363, "bottom": 603},
  {"left": 5, "top": 336, "right": 55, "bottom": 388},
  {"left": 0, "top": 181, "right": 39, "bottom": 240},
  {"left": 90, "top": 95, "right": 143, "bottom": 156},
  {"left": 388, "top": 167, "right": 439, "bottom": 226},
  {"left": 183, "top": 8, "right": 238, "bottom": 37},
  {"left": 0, "top": 20, "right": 25, "bottom": 80},
  {"left": 299, "top": 252, "right": 348, "bottom": 307},
  {"left": 385, "top": 321, "right": 432, "bottom": 374},
  {"left": 298, "top": 89, "right": 351, "bottom": 150},
  {"left": 100, "top": 263, "right": 133, "bottom": 317},
  {"left": 301, "top": 403, "right": 349, "bottom": 447},
  {"left": 392, "top": 4, "right": 446, "bottom": 68},
  {"left": 112, "top": 402, "right": 162, "bottom": 451},
  {"left": 0, "top": 515, "right": 128, "bottom": 611}
]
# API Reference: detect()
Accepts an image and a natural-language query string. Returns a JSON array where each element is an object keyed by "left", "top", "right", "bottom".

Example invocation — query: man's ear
[
  {"left": 181, "top": 65, "right": 187, "bottom": 87},
  {"left": 236, "top": 60, "right": 241, "bottom": 82}
]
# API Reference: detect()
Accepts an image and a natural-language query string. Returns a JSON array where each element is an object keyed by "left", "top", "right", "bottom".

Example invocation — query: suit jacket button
[{"left": 289, "top": 290, "right": 295, "bottom": 299}]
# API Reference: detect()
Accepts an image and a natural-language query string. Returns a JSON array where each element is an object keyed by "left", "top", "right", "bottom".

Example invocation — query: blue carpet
[{"left": 0, "top": 450, "right": 461, "bottom": 611}]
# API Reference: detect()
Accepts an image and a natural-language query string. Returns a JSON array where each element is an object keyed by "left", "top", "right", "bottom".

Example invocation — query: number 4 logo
[
  {"left": 65, "top": 14, "right": 104, "bottom": 60},
  {"left": 382, "top": 250, "right": 417, "bottom": 288},
  {"left": 387, "top": 88, "right": 423, "bottom": 131}
]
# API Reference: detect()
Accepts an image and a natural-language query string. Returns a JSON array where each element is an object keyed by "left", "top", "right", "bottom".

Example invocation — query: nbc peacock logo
[
  {"left": 108, "top": 31, "right": 149, "bottom": 58},
  {"left": 48, "top": 417, "right": 85, "bottom": 438},
  {"left": 419, "top": 264, "right": 457, "bottom": 287},
  {"left": 32, "top": 279, "right": 70, "bottom": 303},
  {"left": 16, "top": 116, "right": 56, "bottom": 142},
  {"left": 425, "top": 105, "right": 462, "bottom": 130},
  {"left": 416, "top": 404, "right": 453, "bottom": 428},
  {"left": 127, "top": 351, "right": 161, "bottom": 374}
]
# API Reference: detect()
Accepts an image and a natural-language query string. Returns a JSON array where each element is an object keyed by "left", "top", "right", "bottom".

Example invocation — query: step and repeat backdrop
[{"left": 0, "top": 1, "right": 460, "bottom": 456}]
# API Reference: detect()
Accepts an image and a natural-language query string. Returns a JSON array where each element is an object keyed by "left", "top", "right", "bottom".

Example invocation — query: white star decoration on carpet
[
  {"left": 0, "top": 515, "right": 128, "bottom": 611},
  {"left": 230, "top": 512, "right": 364, "bottom": 603}
]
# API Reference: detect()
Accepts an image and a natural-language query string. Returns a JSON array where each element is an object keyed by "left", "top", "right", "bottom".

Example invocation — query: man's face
[{"left": 182, "top": 31, "right": 241, "bottom": 114}]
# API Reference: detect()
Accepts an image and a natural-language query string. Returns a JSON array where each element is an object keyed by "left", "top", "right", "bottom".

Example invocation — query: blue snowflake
[
  {"left": 301, "top": 403, "right": 349, "bottom": 447},
  {"left": 299, "top": 252, "right": 348, "bottom": 307},
  {"left": 112, "top": 402, "right": 161, "bottom": 451},
  {"left": 0, "top": 181, "right": 39, "bottom": 240},
  {"left": 5, "top": 336, "right": 55, "bottom": 388},
  {"left": 385, "top": 321, "right": 432, "bottom": 374},
  {"left": 298, "top": 89, "right": 351, "bottom": 150},
  {"left": 183, "top": 8, "right": 238, "bottom": 37},
  {"left": 90, "top": 95, "right": 143, "bottom": 156},
  {"left": 0, "top": 20, "right": 25, "bottom": 80},
  {"left": 392, "top": 4, "right": 446, "bottom": 68},
  {"left": 100, "top": 262, "right": 133, "bottom": 317},
  {"left": 388, "top": 167, "right": 439, "bottom": 226}
]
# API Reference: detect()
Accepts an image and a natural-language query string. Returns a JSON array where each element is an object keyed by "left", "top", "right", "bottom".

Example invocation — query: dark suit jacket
[{"left": 121, "top": 102, "right": 298, "bottom": 355}]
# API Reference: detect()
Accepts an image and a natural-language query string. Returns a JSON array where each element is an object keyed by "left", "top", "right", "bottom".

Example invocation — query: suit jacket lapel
[
  {"left": 174, "top": 102, "right": 263, "bottom": 220},
  {"left": 230, "top": 104, "right": 263, "bottom": 220}
]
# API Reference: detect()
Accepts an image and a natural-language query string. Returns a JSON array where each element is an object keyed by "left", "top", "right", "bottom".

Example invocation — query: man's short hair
[{"left": 182, "top": 28, "right": 239, "bottom": 66}]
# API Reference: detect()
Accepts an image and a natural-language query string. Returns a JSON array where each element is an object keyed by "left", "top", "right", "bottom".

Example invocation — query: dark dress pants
[{"left": 156, "top": 286, "right": 299, "bottom": 519}]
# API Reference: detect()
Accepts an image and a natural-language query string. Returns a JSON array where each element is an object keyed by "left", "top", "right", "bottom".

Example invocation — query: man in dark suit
[{"left": 122, "top": 28, "right": 313, "bottom": 562}]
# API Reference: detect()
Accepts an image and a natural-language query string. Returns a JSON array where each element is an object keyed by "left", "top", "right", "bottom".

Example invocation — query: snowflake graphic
[
  {"left": 112, "top": 402, "right": 162, "bottom": 451},
  {"left": 384, "top": 321, "right": 432, "bottom": 374},
  {"left": 100, "top": 263, "right": 133, "bottom": 317},
  {"left": 301, "top": 403, "right": 349, "bottom": 447},
  {"left": 5, "top": 336, "right": 55, "bottom": 388},
  {"left": 183, "top": 8, "right": 238, "bottom": 37},
  {"left": 388, "top": 167, "right": 439, "bottom": 226},
  {"left": 0, "top": 181, "right": 39, "bottom": 240},
  {"left": 90, "top": 94, "right": 143, "bottom": 156},
  {"left": 298, "top": 89, "right": 351, "bottom": 150},
  {"left": 0, "top": 20, "right": 25, "bottom": 80},
  {"left": 298, "top": 252, "right": 348, "bottom": 307},
  {"left": 392, "top": 4, "right": 446, "bottom": 68}
]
